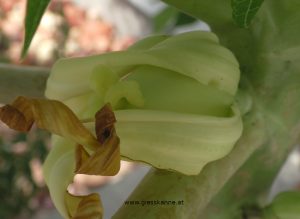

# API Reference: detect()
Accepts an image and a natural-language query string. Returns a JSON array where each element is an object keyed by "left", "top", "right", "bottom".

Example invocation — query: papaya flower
[
  {"left": 0, "top": 30, "right": 243, "bottom": 219},
  {"left": 46, "top": 30, "right": 243, "bottom": 175}
]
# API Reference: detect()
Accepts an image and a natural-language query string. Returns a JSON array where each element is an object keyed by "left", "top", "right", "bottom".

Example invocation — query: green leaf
[
  {"left": 231, "top": 0, "right": 264, "bottom": 27},
  {"left": 21, "top": 0, "right": 51, "bottom": 58}
]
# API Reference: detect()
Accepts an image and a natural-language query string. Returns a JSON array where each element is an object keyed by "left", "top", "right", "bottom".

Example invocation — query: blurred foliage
[{"left": 0, "top": 129, "right": 50, "bottom": 219}]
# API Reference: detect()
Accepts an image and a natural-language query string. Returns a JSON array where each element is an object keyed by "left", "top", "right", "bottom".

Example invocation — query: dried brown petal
[
  {"left": 75, "top": 104, "right": 120, "bottom": 176},
  {"left": 95, "top": 103, "right": 116, "bottom": 144},
  {"left": 0, "top": 96, "right": 100, "bottom": 150},
  {"left": 0, "top": 96, "right": 34, "bottom": 131}
]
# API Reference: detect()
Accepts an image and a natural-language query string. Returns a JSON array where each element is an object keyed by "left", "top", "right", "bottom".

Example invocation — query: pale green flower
[{"left": 46, "top": 30, "right": 242, "bottom": 175}]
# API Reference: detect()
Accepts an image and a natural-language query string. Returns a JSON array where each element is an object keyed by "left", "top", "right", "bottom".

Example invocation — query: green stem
[
  {"left": 200, "top": 1, "right": 300, "bottom": 217},
  {"left": 0, "top": 63, "right": 49, "bottom": 103}
]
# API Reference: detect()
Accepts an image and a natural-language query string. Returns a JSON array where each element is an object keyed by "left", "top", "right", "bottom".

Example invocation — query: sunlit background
[{"left": 0, "top": 0, "right": 299, "bottom": 219}]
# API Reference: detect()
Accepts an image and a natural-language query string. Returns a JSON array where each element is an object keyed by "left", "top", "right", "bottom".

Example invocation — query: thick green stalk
[
  {"left": 199, "top": 1, "right": 300, "bottom": 218},
  {"left": 0, "top": 63, "right": 49, "bottom": 103}
]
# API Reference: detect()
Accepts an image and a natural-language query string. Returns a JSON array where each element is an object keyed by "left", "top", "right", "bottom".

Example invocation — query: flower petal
[{"left": 45, "top": 31, "right": 239, "bottom": 110}]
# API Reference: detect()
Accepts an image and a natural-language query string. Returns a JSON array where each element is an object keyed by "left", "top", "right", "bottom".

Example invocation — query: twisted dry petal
[
  {"left": 0, "top": 96, "right": 34, "bottom": 131},
  {"left": 0, "top": 97, "right": 120, "bottom": 218}
]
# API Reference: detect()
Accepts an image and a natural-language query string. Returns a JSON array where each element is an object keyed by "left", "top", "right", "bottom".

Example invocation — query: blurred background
[{"left": 0, "top": 0, "right": 299, "bottom": 219}]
